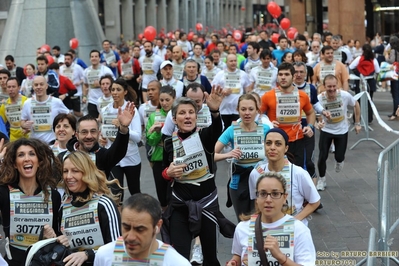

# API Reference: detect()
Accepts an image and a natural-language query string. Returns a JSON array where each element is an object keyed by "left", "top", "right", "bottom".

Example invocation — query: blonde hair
[
  {"left": 239, "top": 172, "right": 288, "bottom": 221},
  {"left": 236, "top": 93, "right": 259, "bottom": 112},
  {"left": 63, "top": 151, "right": 121, "bottom": 204}
]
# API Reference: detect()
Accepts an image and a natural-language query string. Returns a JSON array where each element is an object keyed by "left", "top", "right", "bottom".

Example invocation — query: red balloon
[
  {"left": 46, "top": 55, "right": 54, "bottom": 65},
  {"left": 69, "top": 38, "right": 79, "bottom": 49},
  {"left": 138, "top": 33, "right": 144, "bottom": 40},
  {"left": 271, "top": 33, "right": 280, "bottom": 44},
  {"left": 167, "top": 32, "right": 174, "bottom": 39},
  {"left": 198, "top": 38, "right": 204, "bottom": 43},
  {"left": 196, "top": 23, "right": 203, "bottom": 31},
  {"left": 280, "top": 18, "right": 291, "bottom": 30},
  {"left": 233, "top": 30, "right": 242, "bottom": 41},
  {"left": 40, "top": 44, "right": 51, "bottom": 53},
  {"left": 287, "top": 29, "right": 298, "bottom": 40},
  {"left": 144, "top": 26, "right": 157, "bottom": 41},
  {"left": 267, "top": 1, "right": 281, "bottom": 19},
  {"left": 187, "top": 32, "right": 194, "bottom": 41}
]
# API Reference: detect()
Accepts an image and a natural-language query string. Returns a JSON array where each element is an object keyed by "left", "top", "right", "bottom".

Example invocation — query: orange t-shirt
[{"left": 260, "top": 87, "right": 313, "bottom": 142}]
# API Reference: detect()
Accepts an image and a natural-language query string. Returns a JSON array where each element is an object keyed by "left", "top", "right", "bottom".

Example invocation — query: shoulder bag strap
[{"left": 255, "top": 214, "right": 269, "bottom": 265}]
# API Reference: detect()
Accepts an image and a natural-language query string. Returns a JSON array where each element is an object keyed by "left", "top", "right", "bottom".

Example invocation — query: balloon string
[{"left": 273, "top": 18, "right": 287, "bottom": 37}]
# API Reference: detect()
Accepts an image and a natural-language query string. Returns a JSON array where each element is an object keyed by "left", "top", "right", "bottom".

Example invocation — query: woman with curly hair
[
  {"left": 46, "top": 151, "right": 121, "bottom": 266},
  {"left": 0, "top": 138, "right": 62, "bottom": 266}
]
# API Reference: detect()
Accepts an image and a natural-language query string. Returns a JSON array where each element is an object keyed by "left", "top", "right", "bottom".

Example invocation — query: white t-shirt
[
  {"left": 201, "top": 66, "right": 221, "bottom": 84},
  {"left": 138, "top": 54, "right": 163, "bottom": 89},
  {"left": 21, "top": 96, "right": 70, "bottom": 144},
  {"left": 60, "top": 63, "right": 85, "bottom": 96},
  {"left": 317, "top": 90, "right": 356, "bottom": 135},
  {"left": 249, "top": 65, "right": 278, "bottom": 97},
  {"left": 94, "top": 239, "right": 191, "bottom": 266},
  {"left": 102, "top": 102, "right": 142, "bottom": 167},
  {"left": 248, "top": 162, "right": 320, "bottom": 227},
  {"left": 212, "top": 69, "right": 251, "bottom": 115},
  {"left": 232, "top": 215, "right": 316, "bottom": 265},
  {"left": 160, "top": 78, "right": 184, "bottom": 99},
  {"left": 83, "top": 65, "right": 115, "bottom": 105},
  {"left": 177, "top": 40, "right": 193, "bottom": 54}
]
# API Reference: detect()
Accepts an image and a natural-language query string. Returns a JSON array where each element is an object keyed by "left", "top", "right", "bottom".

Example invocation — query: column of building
[
  {"left": 167, "top": 0, "right": 179, "bottom": 32},
  {"left": 146, "top": 0, "right": 157, "bottom": 28},
  {"left": 158, "top": 0, "right": 167, "bottom": 33},
  {"left": 134, "top": 0, "right": 145, "bottom": 37},
  {"left": 103, "top": 0, "right": 121, "bottom": 43},
  {"left": 121, "top": 0, "right": 134, "bottom": 41}
]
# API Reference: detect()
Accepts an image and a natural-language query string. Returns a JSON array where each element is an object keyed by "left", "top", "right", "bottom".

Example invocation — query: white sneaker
[
  {"left": 190, "top": 244, "right": 203, "bottom": 265},
  {"left": 317, "top": 177, "right": 326, "bottom": 191},
  {"left": 335, "top": 161, "right": 344, "bottom": 173}
]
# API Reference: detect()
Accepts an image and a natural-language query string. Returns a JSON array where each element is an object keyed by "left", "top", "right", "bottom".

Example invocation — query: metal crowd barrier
[{"left": 358, "top": 139, "right": 399, "bottom": 265}]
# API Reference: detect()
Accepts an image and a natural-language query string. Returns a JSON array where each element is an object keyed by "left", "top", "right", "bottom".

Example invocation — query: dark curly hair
[{"left": 0, "top": 138, "right": 62, "bottom": 202}]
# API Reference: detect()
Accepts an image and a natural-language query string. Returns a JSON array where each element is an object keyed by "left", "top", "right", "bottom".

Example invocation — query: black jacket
[{"left": 58, "top": 129, "right": 130, "bottom": 177}]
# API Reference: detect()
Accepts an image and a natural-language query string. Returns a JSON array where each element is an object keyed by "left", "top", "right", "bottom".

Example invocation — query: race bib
[
  {"left": 61, "top": 196, "right": 104, "bottom": 250},
  {"left": 142, "top": 57, "right": 155, "bottom": 75},
  {"left": 63, "top": 67, "right": 74, "bottom": 81},
  {"left": 31, "top": 98, "right": 52, "bottom": 132},
  {"left": 173, "top": 63, "right": 184, "bottom": 80},
  {"left": 9, "top": 187, "right": 53, "bottom": 250},
  {"left": 121, "top": 61, "right": 133, "bottom": 76},
  {"left": 104, "top": 52, "right": 116, "bottom": 65},
  {"left": 247, "top": 216, "right": 295, "bottom": 266},
  {"left": 87, "top": 69, "right": 100, "bottom": 88},
  {"left": 101, "top": 112, "right": 119, "bottom": 139},
  {"left": 233, "top": 122, "right": 265, "bottom": 165},
  {"left": 172, "top": 131, "right": 213, "bottom": 184},
  {"left": 322, "top": 91, "right": 345, "bottom": 123},
  {"left": 320, "top": 63, "right": 335, "bottom": 82},
  {"left": 225, "top": 71, "right": 241, "bottom": 94},
  {"left": 6, "top": 99, "right": 22, "bottom": 128},
  {"left": 276, "top": 89, "right": 300, "bottom": 124},
  {"left": 256, "top": 69, "right": 273, "bottom": 92}
]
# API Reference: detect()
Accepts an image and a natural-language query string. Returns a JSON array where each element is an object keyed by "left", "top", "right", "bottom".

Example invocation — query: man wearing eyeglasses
[
  {"left": 306, "top": 41, "right": 321, "bottom": 67},
  {"left": 57, "top": 102, "right": 135, "bottom": 177}
]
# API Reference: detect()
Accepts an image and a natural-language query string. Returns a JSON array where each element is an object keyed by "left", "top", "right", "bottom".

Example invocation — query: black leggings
[
  {"left": 303, "top": 133, "right": 316, "bottom": 178},
  {"left": 110, "top": 164, "right": 142, "bottom": 202},
  {"left": 317, "top": 131, "right": 348, "bottom": 177},
  {"left": 288, "top": 138, "right": 305, "bottom": 167},
  {"left": 151, "top": 161, "right": 170, "bottom": 207},
  {"left": 229, "top": 187, "right": 254, "bottom": 222},
  {"left": 169, "top": 206, "right": 220, "bottom": 266}
]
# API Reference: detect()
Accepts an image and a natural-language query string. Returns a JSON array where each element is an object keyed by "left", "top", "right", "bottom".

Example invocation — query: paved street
[{"left": 1, "top": 90, "right": 399, "bottom": 265}]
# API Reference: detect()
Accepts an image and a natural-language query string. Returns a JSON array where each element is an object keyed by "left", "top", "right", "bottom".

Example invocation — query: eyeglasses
[
  {"left": 78, "top": 129, "right": 98, "bottom": 136},
  {"left": 256, "top": 191, "right": 285, "bottom": 199}
]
